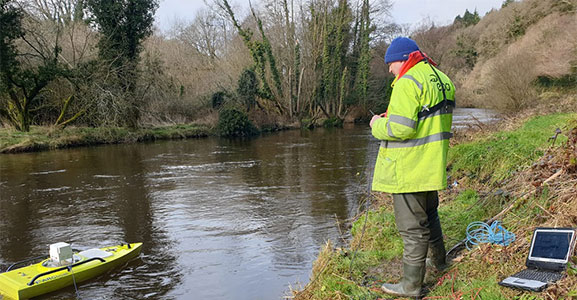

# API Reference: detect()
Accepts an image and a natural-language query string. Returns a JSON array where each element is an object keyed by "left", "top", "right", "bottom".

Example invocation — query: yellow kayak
[{"left": 0, "top": 242, "right": 142, "bottom": 300}]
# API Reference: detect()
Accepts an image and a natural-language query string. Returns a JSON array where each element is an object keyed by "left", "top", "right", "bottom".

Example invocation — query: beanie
[{"left": 384, "top": 37, "right": 420, "bottom": 64}]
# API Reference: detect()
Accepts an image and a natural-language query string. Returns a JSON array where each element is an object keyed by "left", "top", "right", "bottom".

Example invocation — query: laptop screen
[{"left": 528, "top": 229, "right": 575, "bottom": 263}]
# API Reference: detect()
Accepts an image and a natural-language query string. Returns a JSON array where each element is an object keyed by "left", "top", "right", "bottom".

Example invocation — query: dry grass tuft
[{"left": 291, "top": 241, "right": 336, "bottom": 300}]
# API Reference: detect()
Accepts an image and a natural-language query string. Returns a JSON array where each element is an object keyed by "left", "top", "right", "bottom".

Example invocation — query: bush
[
  {"left": 237, "top": 68, "right": 258, "bottom": 111},
  {"left": 485, "top": 53, "right": 537, "bottom": 111},
  {"left": 216, "top": 108, "right": 258, "bottom": 137},
  {"left": 322, "top": 117, "right": 344, "bottom": 128},
  {"left": 211, "top": 91, "right": 227, "bottom": 109}
]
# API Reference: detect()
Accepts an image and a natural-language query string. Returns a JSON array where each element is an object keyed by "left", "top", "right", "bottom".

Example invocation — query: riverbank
[
  {"left": 0, "top": 109, "right": 497, "bottom": 155},
  {"left": 292, "top": 112, "right": 577, "bottom": 299},
  {"left": 0, "top": 124, "right": 211, "bottom": 154}
]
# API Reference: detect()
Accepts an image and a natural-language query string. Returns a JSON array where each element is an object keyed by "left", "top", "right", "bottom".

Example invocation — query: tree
[
  {"left": 173, "top": 8, "right": 229, "bottom": 61},
  {"left": 237, "top": 68, "right": 258, "bottom": 111},
  {"left": 217, "top": 0, "right": 285, "bottom": 114},
  {"left": 354, "top": 0, "right": 372, "bottom": 110},
  {"left": 310, "top": 0, "right": 353, "bottom": 119},
  {"left": 86, "top": 0, "right": 158, "bottom": 128},
  {"left": 0, "top": 0, "right": 25, "bottom": 129},
  {"left": 454, "top": 9, "right": 480, "bottom": 27},
  {"left": 27, "top": 0, "right": 85, "bottom": 25},
  {"left": 502, "top": 0, "right": 515, "bottom": 8},
  {"left": 454, "top": 33, "right": 478, "bottom": 69},
  {"left": 0, "top": 0, "right": 67, "bottom": 131}
]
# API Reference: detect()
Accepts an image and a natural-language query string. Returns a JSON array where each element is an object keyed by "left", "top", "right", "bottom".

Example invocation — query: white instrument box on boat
[{"left": 49, "top": 242, "right": 73, "bottom": 264}]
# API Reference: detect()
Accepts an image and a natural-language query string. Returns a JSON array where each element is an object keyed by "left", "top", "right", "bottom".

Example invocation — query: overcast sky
[{"left": 155, "top": 0, "right": 506, "bottom": 32}]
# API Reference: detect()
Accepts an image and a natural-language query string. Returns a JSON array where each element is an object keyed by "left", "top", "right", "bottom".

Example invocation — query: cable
[
  {"left": 465, "top": 221, "right": 516, "bottom": 250},
  {"left": 68, "top": 244, "right": 81, "bottom": 300}
]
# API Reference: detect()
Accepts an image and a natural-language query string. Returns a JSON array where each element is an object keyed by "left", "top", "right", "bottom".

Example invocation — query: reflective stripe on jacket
[{"left": 371, "top": 61, "right": 454, "bottom": 193}]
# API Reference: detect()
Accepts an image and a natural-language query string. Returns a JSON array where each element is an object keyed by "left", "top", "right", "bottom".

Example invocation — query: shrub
[
  {"left": 216, "top": 108, "right": 258, "bottom": 137},
  {"left": 485, "top": 53, "right": 537, "bottom": 111},
  {"left": 454, "top": 32, "right": 478, "bottom": 70},
  {"left": 211, "top": 91, "right": 227, "bottom": 109},
  {"left": 323, "top": 117, "right": 344, "bottom": 128},
  {"left": 237, "top": 68, "right": 258, "bottom": 111}
]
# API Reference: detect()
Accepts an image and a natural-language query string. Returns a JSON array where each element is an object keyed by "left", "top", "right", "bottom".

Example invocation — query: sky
[{"left": 154, "top": 0, "right": 506, "bottom": 32}]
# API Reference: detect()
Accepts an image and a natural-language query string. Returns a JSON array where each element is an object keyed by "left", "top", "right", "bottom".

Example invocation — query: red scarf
[
  {"left": 380, "top": 51, "right": 438, "bottom": 117},
  {"left": 391, "top": 51, "right": 437, "bottom": 86}
]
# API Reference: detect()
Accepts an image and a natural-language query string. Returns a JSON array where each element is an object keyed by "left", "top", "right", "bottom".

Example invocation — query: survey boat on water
[{"left": 0, "top": 242, "right": 142, "bottom": 300}]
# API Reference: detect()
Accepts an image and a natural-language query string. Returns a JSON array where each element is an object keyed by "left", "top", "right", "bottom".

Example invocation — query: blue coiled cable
[{"left": 466, "top": 221, "right": 516, "bottom": 250}]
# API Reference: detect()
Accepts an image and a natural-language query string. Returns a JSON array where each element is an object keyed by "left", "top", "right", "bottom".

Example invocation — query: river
[{"left": 0, "top": 108, "right": 496, "bottom": 300}]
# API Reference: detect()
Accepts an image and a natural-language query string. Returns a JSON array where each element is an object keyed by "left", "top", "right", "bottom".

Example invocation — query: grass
[
  {"left": 448, "top": 113, "right": 574, "bottom": 184},
  {"left": 439, "top": 189, "right": 505, "bottom": 244},
  {"left": 293, "top": 112, "right": 577, "bottom": 300},
  {"left": 0, "top": 124, "right": 210, "bottom": 153}
]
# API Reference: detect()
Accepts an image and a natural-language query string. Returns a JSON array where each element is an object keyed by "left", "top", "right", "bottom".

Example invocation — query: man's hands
[{"left": 369, "top": 111, "right": 387, "bottom": 128}]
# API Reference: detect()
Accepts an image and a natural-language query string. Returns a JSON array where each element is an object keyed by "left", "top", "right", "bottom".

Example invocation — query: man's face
[{"left": 388, "top": 61, "right": 404, "bottom": 76}]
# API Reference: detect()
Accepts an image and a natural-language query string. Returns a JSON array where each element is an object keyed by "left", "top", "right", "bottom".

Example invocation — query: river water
[{"left": 0, "top": 108, "right": 496, "bottom": 300}]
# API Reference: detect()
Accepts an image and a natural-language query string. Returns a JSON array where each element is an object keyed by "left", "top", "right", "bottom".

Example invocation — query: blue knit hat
[{"left": 384, "top": 37, "right": 420, "bottom": 64}]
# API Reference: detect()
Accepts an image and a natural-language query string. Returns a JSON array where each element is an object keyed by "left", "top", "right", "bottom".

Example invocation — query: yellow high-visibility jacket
[{"left": 371, "top": 61, "right": 455, "bottom": 193}]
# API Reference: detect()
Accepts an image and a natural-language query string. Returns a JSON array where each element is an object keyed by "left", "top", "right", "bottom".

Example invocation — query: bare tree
[
  {"left": 21, "top": 0, "right": 85, "bottom": 24},
  {"left": 172, "top": 8, "right": 231, "bottom": 60}
]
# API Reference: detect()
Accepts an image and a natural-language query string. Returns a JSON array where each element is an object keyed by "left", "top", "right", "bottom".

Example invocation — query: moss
[
  {"left": 322, "top": 117, "right": 344, "bottom": 128},
  {"left": 0, "top": 124, "right": 210, "bottom": 154}
]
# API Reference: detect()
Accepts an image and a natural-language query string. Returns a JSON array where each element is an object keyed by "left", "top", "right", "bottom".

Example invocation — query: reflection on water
[{"left": 0, "top": 126, "right": 378, "bottom": 300}]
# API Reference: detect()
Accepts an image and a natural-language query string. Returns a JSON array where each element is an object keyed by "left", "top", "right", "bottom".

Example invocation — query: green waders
[{"left": 381, "top": 191, "right": 446, "bottom": 297}]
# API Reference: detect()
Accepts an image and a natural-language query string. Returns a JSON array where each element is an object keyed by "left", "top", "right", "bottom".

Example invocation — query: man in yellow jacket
[{"left": 370, "top": 37, "right": 455, "bottom": 297}]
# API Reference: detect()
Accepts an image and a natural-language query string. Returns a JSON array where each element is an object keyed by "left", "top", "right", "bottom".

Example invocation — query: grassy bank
[
  {"left": 0, "top": 124, "right": 211, "bottom": 154},
  {"left": 293, "top": 112, "right": 577, "bottom": 300}
]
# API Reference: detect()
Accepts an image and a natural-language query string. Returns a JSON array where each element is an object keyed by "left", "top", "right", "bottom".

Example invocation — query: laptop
[{"left": 499, "top": 227, "right": 576, "bottom": 292}]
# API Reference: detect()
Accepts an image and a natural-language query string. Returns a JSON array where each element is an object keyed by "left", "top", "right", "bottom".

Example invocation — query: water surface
[{"left": 0, "top": 126, "right": 376, "bottom": 300}]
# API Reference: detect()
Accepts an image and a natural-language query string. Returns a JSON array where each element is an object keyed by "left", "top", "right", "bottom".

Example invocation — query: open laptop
[{"left": 499, "top": 227, "right": 576, "bottom": 292}]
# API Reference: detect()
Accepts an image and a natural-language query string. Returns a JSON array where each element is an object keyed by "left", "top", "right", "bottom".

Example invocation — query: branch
[
  {"left": 57, "top": 109, "right": 85, "bottom": 128},
  {"left": 54, "top": 95, "right": 74, "bottom": 125},
  {"left": 487, "top": 169, "right": 564, "bottom": 225}
]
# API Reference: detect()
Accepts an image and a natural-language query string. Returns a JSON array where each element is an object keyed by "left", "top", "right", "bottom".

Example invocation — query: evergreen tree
[
  {"left": 502, "top": 0, "right": 515, "bottom": 8},
  {"left": 454, "top": 9, "right": 480, "bottom": 27},
  {"left": 86, "top": 0, "right": 159, "bottom": 128}
]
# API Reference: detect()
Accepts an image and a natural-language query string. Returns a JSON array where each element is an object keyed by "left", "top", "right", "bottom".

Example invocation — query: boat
[{"left": 0, "top": 242, "right": 142, "bottom": 300}]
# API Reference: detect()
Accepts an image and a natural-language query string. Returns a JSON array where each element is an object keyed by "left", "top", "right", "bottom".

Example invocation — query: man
[{"left": 369, "top": 37, "right": 455, "bottom": 297}]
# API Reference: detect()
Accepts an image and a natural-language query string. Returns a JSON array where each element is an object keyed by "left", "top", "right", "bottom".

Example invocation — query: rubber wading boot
[
  {"left": 426, "top": 240, "right": 448, "bottom": 272},
  {"left": 381, "top": 262, "right": 425, "bottom": 297}
]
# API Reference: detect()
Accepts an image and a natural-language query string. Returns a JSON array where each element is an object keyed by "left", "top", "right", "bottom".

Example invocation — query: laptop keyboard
[{"left": 513, "top": 269, "right": 563, "bottom": 282}]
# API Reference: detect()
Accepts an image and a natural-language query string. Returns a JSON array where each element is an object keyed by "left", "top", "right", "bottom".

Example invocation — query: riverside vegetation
[
  {"left": 1, "top": 0, "right": 389, "bottom": 137},
  {"left": 1, "top": 0, "right": 576, "bottom": 147}
]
